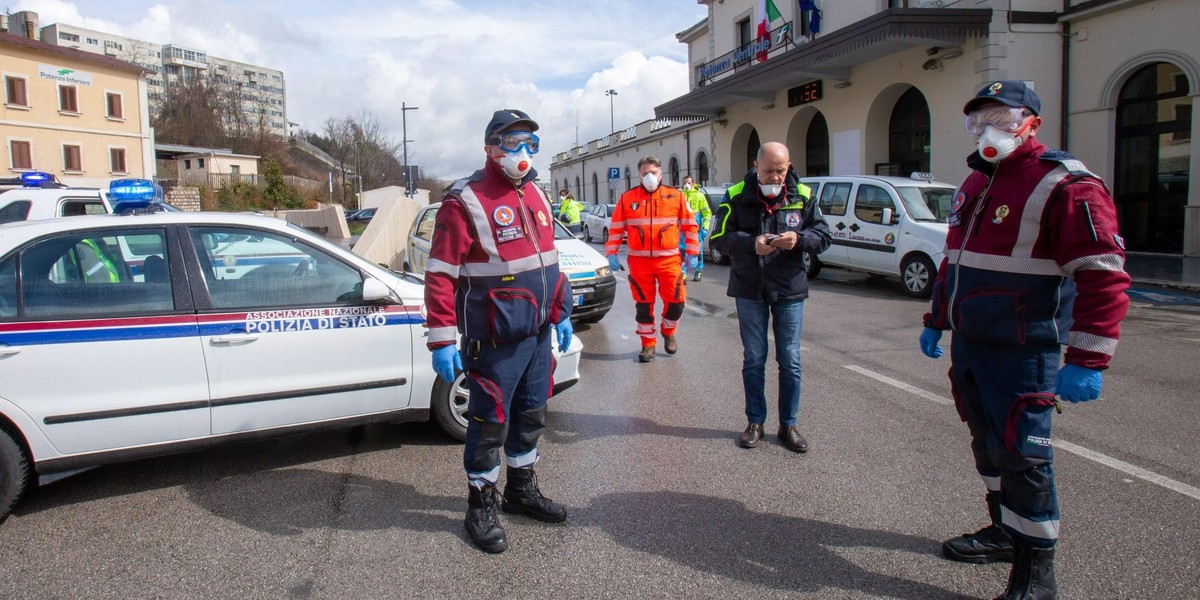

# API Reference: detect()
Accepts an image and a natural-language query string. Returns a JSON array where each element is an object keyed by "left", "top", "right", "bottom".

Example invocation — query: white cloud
[{"left": 14, "top": 0, "right": 706, "bottom": 178}]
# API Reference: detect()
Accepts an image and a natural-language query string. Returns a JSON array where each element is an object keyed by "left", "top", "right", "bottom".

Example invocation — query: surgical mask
[
  {"left": 976, "top": 125, "right": 1020, "bottom": 163},
  {"left": 758, "top": 183, "right": 783, "bottom": 197},
  {"left": 559, "top": 193, "right": 567, "bottom": 199},
  {"left": 496, "top": 148, "right": 533, "bottom": 179},
  {"left": 641, "top": 172, "right": 660, "bottom": 192}
]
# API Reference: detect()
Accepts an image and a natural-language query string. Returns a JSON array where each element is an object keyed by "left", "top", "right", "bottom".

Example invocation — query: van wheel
[
  {"left": 901, "top": 254, "right": 936, "bottom": 299},
  {"left": 805, "top": 252, "right": 822, "bottom": 279},
  {"left": 0, "top": 428, "right": 30, "bottom": 524},
  {"left": 709, "top": 244, "right": 730, "bottom": 265},
  {"left": 432, "top": 373, "right": 469, "bottom": 442}
]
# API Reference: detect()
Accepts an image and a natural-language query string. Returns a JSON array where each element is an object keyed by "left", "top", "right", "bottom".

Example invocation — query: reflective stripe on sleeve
[
  {"left": 1061, "top": 253, "right": 1125, "bottom": 278},
  {"left": 428, "top": 326, "right": 458, "bottom": 344},
  {"left": 1067, "top": 330, "right": 1118, "bottom": 356},
  {"left": 426, "top": 258, "right": 460, "bottom": 277}
]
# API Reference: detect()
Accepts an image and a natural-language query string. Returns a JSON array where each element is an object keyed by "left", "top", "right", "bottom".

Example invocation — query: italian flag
[{"left": 756, "top": 0, "right": 782, "bottom": 62}]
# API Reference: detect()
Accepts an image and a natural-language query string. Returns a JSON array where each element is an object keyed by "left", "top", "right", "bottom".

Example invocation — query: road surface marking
[{"left": 843, "top": 364, "right": 1200, "bottom": 501}]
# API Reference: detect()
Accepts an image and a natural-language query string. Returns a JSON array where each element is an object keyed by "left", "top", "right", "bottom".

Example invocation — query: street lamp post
[
  {"left": 605, "top": 89, "right": 618, "bottom": 134},
  {"left": 401, "top": 102, "right": 419, "bottom": 197}
]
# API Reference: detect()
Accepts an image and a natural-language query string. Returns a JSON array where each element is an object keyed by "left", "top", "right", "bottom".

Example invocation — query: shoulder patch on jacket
[{"left": 727, "top": 181, "right": 746, "bottom": 197}]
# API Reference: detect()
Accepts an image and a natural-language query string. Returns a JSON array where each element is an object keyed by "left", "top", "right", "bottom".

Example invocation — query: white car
[
  {"left": 580, "top": 203, "right": 615, "bottom": 244},
  {"left": 406, "top": 202, "right": 616, "bottom": 323},
  {"left": 800, "top": 174, "right": 955, "bottom": 298},
  {"left": 0, "top": 211, "right": 582, "bottom": 523}
]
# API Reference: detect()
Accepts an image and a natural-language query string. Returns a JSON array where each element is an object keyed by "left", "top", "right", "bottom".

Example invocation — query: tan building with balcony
[
  {"left": 2, "top": 16, "right": 152, "bottom": 187},
  {"left": 554, "top": 0, "right": 1199, "bottom": 257}
]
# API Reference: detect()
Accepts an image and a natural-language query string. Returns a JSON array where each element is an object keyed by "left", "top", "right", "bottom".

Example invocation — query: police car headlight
[{"left": 596, "top": 266, "right": 612, "bottom": 278}]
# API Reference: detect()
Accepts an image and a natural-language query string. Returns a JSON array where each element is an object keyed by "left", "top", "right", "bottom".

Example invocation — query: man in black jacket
[{"left": 710, "top": 142, "right": 831, "bottom": 452}]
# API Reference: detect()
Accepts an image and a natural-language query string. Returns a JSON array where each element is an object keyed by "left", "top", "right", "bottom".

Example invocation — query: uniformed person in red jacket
[
  {"left": 424, "top": 109, "right": 575, "bottom": 554},
  {"left": 919, "top": 81, "right": 1130, "bottom": 599}
]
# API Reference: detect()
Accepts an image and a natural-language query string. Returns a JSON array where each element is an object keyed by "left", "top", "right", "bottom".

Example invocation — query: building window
[
  {"left": 10, "top": 140, "right": 33, "bottom": 170},
  {"left": 104, "top": 40, "right": 122, "bottom": 51},
  {"left": 59, "top": 32, "right": 80, "bottom": 42},
  {"left": 4, "top": 76, "right": 28, "bottom": 106},
  {"left": 59, "top": 85, "right": 79, "bottom": 113},
  {"left": 110, "top": 148, "right": 127, "bottom": 173},
  {"left": 105, "top": 92, "right": 123, "bottom": 119},
  {"left": 184, "top": 159, "right": 191, "bottom": 169},
  {"left": 198, "top": 158, "right": 205, "bottom": 168},
  {"left": 86, "top": 37, "right": 98, "bottom": 45},
  {"left": 737, "top": 18, "right": 753, "bottom": 47},
  {"left": 63, "top": 145, "right": 82, "bottom": 172}
]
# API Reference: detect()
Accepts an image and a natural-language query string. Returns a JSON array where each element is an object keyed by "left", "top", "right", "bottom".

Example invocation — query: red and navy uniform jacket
[
  {"left": 924, "top": 138, "right": 1131, "bottom": 370},
  {"left": 424, "top": 161, "right": 572, "bottom": 349}
]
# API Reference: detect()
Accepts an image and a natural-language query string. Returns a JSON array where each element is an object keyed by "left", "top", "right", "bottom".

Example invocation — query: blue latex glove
[
  {"left": 698, "top": 229, "right": 708, "bottom": 243},
  {"left": 919, "top": 327, "right": 944, "bottom": 359},
  {"left": 554, "top": 318, "right": 573, "bottom": 350},
  {"left": 607, "top": 254, "right": 622, "bottom": 272},
  {"left": 687, "top": 255, "right": 699, "bottom": 270},
  {"left": 432, "top": 345, "right": 462, "bottom": 383},
  {"left": 1055, "top": 364, "right": 1103, "bottom": 402}
]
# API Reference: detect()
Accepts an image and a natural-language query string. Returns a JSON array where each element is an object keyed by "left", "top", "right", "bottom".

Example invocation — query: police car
[
  {"left": 405, "top": 202, "right": 616, "bottom": 323},
  {"left": 0, "top": 209, "right": 582, "bottom": 524},
  {"left": 800, "top": 174, "right": 956, "bottom": 298}
]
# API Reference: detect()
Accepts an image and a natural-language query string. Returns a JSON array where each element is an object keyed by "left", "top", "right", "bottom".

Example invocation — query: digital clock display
[{"left": 787, "top": 81, "right": 823, "bottom": 107}]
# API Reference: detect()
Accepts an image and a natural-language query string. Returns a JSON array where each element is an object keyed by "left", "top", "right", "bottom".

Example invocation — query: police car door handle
[
  {"left": 0, "top": 345, "right": 20, "bottom": 356},
  {"left": 210, "top": 333, "right": 261, "bottom": 345}
]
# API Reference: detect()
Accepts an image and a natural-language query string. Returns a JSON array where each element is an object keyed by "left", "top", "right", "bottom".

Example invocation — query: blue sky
[{"left": 14, "top": 0, "right": 708, "bottom": 177}]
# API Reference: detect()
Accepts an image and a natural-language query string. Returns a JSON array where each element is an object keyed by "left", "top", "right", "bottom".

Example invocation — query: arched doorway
[
  {"left": 592, "top": 172, "right": 599, "bottom": 204},
  {"left": 696, "top": 152, "right": 710, "bottom": 185},
  {"left": 746, "top": 129, "right": 761, "bottom": 172},
  {"left": 1115, "top": 62, "right": 1191, "bottom": 253},
  {"left": 730, "top": 124, "right": 760, "bottom": 180},
  {"left": 574, "top": 175, "right": 581, "bottom": 201},
  {"left": 886, "top": 87, "right": 931, "bottom": 176},
  {"left": 669, "top": 156, "right": 680, "bottom": 186},
  {"left": 806, "top": 112, "right": 830, "bottom": 176}
]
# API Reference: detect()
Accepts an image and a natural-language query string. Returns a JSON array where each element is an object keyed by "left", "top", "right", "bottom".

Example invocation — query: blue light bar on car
[
  {"left": 109, "top": 178, "right": 164, "bottom": 213},
  {"left": 20, "top": 171, "right": 55, "bottom": 187}
]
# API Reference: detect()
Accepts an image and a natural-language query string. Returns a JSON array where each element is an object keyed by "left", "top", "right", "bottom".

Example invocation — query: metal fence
[{"left": 166, "top": 172, "right": 323, "bottom": 195}]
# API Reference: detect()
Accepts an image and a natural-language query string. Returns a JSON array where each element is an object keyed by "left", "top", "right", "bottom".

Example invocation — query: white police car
[
  {"left": 800, "top": 174, "right": 955, "bottom": 298},
  {"left": 0, "top": 210, "right": 582, "bottom": 523},
  {"left": 406, "top": 202, "right": 616, "bottom": 323}
]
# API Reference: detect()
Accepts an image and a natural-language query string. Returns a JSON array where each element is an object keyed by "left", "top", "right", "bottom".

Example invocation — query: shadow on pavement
[
  {"left": 580, "top": 490, "right": 975, "bottom": 599},
  {"left": 543, "top": 411, "right": 732, "bottom": 445}
]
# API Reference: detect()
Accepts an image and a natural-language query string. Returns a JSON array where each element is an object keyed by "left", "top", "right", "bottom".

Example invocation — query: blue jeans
[{"left": 736, "top": 297, "right": 804, "bottom": 426}]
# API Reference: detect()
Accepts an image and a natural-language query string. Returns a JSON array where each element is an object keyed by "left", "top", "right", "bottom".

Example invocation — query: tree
[{"left": 262, "top": 157, "right": 290, "bottom": 210}]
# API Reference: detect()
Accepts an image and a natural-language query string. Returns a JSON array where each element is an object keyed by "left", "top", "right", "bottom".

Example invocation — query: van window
[
  {"left": 854, "top": 185, "right": 896, "bottom": 225},
  {"left": 817, "top": 183, "right": 851, "bottom": 216},
  {"left": 897, "top": 186, "right": 954, "bottom": 223}
]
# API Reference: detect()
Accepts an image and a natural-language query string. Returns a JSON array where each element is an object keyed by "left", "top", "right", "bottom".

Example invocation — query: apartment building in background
[
  {"left": 2, "top": 11, "right": 153, "bottom": 186},
  {"left": 553, "top": 0, "right": 1199, "bottom": 257},
  {"left": 33, "top": 12, "right": 288, "bottom": 137}
]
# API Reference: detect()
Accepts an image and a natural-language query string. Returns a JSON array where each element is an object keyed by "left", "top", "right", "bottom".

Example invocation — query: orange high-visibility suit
[{"left": 606, "top": 184, "right": 699, "bottom": 348}]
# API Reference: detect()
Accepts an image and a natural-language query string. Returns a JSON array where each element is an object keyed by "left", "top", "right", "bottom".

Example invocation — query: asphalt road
[{"left": 1, "top": 255, "right": 1197, "bottom": 599}]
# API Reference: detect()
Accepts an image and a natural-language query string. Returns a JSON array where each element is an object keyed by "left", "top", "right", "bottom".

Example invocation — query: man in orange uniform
[{"left": 605, "top": 156, "right": 700, "bottom": 363}]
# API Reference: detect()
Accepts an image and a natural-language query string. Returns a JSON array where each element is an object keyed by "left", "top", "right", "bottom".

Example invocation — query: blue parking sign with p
[{"left": 608, "top": 168, "right": 620, "bottom": 180}]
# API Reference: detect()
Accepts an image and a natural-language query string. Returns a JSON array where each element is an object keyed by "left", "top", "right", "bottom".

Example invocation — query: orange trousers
[{"left": 626, "top": 255, "right": 687, "bottom": 347}]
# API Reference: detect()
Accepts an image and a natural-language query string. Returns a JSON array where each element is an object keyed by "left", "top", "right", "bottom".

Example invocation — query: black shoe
[
  {"left": 778, "top": 425, "right": 808, "bottom": 453},
  {"left": 465, "top": 485, "right": 507, "bottom": 553},
  {"left": 502, "top": 467, "right": 567, "bottom": 523},
  {"left": 738, "top": 423, "right": 764, "bottom": 448},
  {"left": 943, "top": 492, "right": 1014, "bottom": 564},
  {"left": 639, "top": 346, "right": 656, "bottom": 363},
  {"left": 693, "top": 270, "right": 702, "bottom": 282},
  {"left": 994, "top": 539, "right": 1056, "bottom": 600},
  {"left": 663, "top": 334, "right": 678, "bottom": 354}
]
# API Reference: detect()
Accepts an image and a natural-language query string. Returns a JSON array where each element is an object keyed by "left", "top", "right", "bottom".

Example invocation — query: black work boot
[
  {"left": 994, "top": 538, "right": 1057, "bottom": 600},
  {"left": 943, "top": 492, "right": 1015, "bottom": 563},
  {"left": 465, "top": 485, "right": 507, "bottom": 553},
  {"left": 502, "top": 467, "right": 567, "bottom": 523}
]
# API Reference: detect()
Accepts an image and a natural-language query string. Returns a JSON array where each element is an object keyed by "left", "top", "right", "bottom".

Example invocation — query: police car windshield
[{"left": 897, "top": 186, "right": 954, "bottom": 223}]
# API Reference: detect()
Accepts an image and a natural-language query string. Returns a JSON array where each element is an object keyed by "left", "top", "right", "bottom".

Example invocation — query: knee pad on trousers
[
  {"left": 1001, "top": 463, "right": 1056, "bottom": 515},
  {"left": 635, "top": 302, "right": 654, "bottom": 324},
  {"left": 664, "top": 301, "right": 685, "bottom": 321}
]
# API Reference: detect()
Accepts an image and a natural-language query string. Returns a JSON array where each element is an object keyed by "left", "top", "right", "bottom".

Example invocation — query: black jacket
[{"left": 710, "top": 167, "right": 831, "bottom": 302}]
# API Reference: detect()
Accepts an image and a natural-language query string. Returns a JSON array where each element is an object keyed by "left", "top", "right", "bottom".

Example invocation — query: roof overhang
[{"left": 656, "top": 8, "right": 992, "bottom": 118}]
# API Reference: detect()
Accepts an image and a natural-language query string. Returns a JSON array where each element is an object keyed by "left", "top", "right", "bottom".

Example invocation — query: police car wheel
[
  {"left": 431, "top": 374, "right": 470, "bottom": 442},
  {"left": 0, "top": 427, "right": 30, "bottom": 524},
  {"left": 901, "top": 254, "right": 936, "bottom": 299}
]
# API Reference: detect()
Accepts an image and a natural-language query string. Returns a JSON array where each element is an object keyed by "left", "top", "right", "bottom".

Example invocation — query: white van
[{"left": 800, "top": 174, "right": 955, "bottom": 298}]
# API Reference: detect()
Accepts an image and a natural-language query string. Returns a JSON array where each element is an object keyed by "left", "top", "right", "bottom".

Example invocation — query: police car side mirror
[
  {"left": 881, "top": 207, "right": 894, "bottom": 225},
  {"left": 362, "top": 277, "right": 397, "bottom": 303}
]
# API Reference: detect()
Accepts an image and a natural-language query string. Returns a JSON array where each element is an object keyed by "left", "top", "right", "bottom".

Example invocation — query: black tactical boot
[
  {"left": 943, "top": 492, "right": 1015, "bottom": 563},
  {"left": 502, "top": 467, "right": 567, "bottom": 523},
  {"left": 465, "top": 485, "right": 507, "bottom": 553},
  {"left": 994, "top": 539, "right": 1057, "bottom": 600}
]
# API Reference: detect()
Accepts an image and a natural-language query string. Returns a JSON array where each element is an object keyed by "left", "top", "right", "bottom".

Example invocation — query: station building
[{"left": 551, "top": 0, "right": 1198, "bottom": 256}]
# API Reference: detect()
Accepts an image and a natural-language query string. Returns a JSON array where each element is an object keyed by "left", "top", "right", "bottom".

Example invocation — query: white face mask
[
  {"left": 641, "top": 172, "right": 660, "bottom": 192},
  {"left": 977, "top": 125, "right": 1020, "bottom": 163},
  {"left": 758, "top": 183, "right": 783, "bottom": 198},
  {"left": 497, "top": 148, "right": 533, "bottom": 179}
]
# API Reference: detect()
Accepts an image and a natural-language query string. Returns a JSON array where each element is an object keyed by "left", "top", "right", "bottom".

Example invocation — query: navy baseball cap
[
  {"left": 485, "top": 109, "right": 539, "bottom": 144},
  {"left": 963, "top": 80, "right": 1042, "bottom": 116}
]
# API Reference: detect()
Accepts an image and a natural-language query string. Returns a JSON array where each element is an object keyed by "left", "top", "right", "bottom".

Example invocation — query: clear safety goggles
[
  {"left": 490, "top": 130, "right": 540, "bottom": 154},
  {"left": 964, "top": 106, "right": 1033, "bottom": 136}
]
